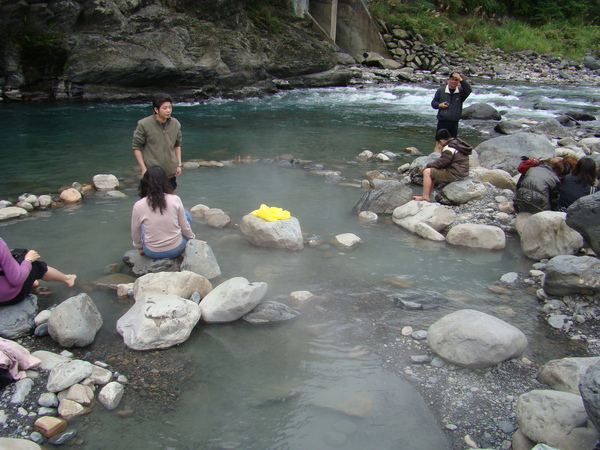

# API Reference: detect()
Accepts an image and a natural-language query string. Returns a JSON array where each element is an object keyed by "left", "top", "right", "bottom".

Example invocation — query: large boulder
[
  {"left": 461, "top": 103, "right": 501, "bottom": 120},
  {"left": 239, "top": 215, "right": 304, "bottom": 251},
  {"left": 566, "top": 192, "right": 600, "bottom": 255},
  {"left": 427, "top": 309, "right": 527, "bottom": 369},
  {"left": 200, "top": 277, "right": 268, "bottom": 324},
  {"left": 518, "top": 211, "right": 583, "bottom": 260},
  {"left": 180, "top": 240, "right": 221, "bottom": 280},
  {"left": 543, "top": 255, "right": 600, "bottom": 296},
  {"left": 352, "top": 181, "right": 413, "bottom": 214},
  {"left": 580, "top": 360, "right": 600, "bottom": 434},
  {"left": 530, "top": 118, "right": 576, "bottom": 139},
  {"left": 133, "top": 271, "right": 212, "bottom": 301},
  {"left": 392, "top": 200, "right": 455, "bottom": 233},
  {"left": 539, "top": 357, "right": 600, "bottom": 395},
  {"left": 0, "top": 294, "right": 37, "bottom": 339},
  {"left": 446, "top": 224, "right": 506, "bottom": 250},
  {"left": 475, "top": 133, "right": 555, "bottom": 174},
  {"left": 47, "top": 293, "right": 103, "bottom": 348},
  {"left": 116, "top": 294, "right": 202, "bottom": 350},
  {"left": 516, "top": 389, "right": 599, "bottom": 450}
]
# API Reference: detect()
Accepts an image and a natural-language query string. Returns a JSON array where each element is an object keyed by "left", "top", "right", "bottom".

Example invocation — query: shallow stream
[{"left": 1, "top": 81, "right": 598, "bottom": 448}]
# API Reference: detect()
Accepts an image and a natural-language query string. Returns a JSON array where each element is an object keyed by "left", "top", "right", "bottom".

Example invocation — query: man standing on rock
[
  {"left": 431, "top": 72, "right": 472, "bottom": 144},
  {"left": 132, "top": 93, "right": 183, "bottom": 191}
]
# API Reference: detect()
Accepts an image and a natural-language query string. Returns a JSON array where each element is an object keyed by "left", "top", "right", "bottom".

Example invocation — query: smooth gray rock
[
  {"left": 539, "top": 357, "right": 600, "bottom": 395},
  {"left": 239, "top": 215, "right": 304, "bottom": 251},
  {"left": 180, "top": 239, "right": 221, "bottom": 280},
  {"left": 242, "top": 301, "right": 300, "bottom": 325},
  {"left": 122, "top": 250, "right": 181, "bottom": 276},
  {"left": 47, "top": 293, "right": 103, "bottom": 348},
  {"left": 427, "top": 309, "right": 527, "bottom": 369},
  {"left": 392, "top": 200, "right": 456, "bottom": 233},
  {"left": 566, "top": 192, "right": 600, "bottom": 255},
  {"left": 461, "top": 102, "right": 501, "bottom": 120},
  {"left": 133, "top": 270, "right": 212, "bottom": 300},
  {"left": 518, "top": 211, "right": 583, "bottom": 261},
  {"left": 543, "top": 255, "right": 600, "bottom": 296},
  {"left": 440, "top": 178, "right": 488, "bottom": 205},
  {"left": 446, "top": 223, "right": 506, "bottom": 250},
  {"left": 200, "top": 277, "right": 268, "bottom": 324},
  {"left": 46, "top": 360, "right": 93, "bottom": 393},
  {"left": 580, "top": 360, "right": 600, "bottom": 434},
  {"left": 475, "top": 133, "right": 555, "bottom": 174},
  {"left": 0, "top": 294, "right": 37, "bottom": 339},
  {"left": 352, "top": 180, "right": 413, "bottom": 215},
  {"left": 116, "top": 294, "right": 202, "bottom": 350}
]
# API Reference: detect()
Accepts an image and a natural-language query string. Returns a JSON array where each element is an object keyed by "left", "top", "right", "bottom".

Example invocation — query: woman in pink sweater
[
  {"left": 0, "top": 239, "right": 76, "bottom": 306},
  {"left": 131, "top": 166, "right": 196, "bottom": 259}
]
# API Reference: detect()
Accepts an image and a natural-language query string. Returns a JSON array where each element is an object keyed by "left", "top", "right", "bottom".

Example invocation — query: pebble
[{"left": 401, "top": 326, "right": 413, "bottom": 336}]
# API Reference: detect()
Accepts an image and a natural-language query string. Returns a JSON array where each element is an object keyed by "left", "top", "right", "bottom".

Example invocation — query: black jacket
[
  {"left": 514, "top": 164, "right": 561, "bottom": 213},
  {"left": 431, "top": 80, "right": 472, "bottom": 123}
]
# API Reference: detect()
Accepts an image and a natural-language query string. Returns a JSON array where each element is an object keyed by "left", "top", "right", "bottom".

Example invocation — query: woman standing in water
[
  {"left": 0, "top": 239, "right": 76, "bottom": 306},
  {"left": 131, "top": 165, "right": 198, "bottom": 259}
]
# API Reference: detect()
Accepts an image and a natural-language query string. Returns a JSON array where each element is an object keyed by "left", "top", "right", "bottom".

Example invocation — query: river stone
[
  {"left": 461, "top": 102, "right": 501, "bottom": 120},
  {"left": 0, "top": 294, "right": 37, "bottom": 339},
  {"left": 427, "top": 309, "right": 527, "bottom": 369},
  {"left": 518, "top": 211, "right": 583, "bottom": 260},
  {"left": 530, "top": 118, "right": 576, "bottom": 138},
  {"left": 446, "top": 224, "right": 506, "bottom": 250},
  {"left": 133, "top": 270, "right": 212, "bottom": 300},
  {"left": 92, "top": 273, "right": 136, "bottom": 290},
  {"left": 566, "top": 191, "right": 600, "bottom": 255},
  {"left": 414, "top": 222, "right": 445, "bottom": 241},
  {"left": 439, "top": 178, "right": 488, "bottom": 204},
  {"left": 0, "top": 206, "right": 29, "bottom": 221},
  {"left": 200, "top": 277, "right": 268, "bottom": 324},
  {"left": 11, "top": 378, "right": 34, "bottom": 404},
  {"left": 242, "top": 301, "right": 300, "bottom": 325},
  {"left": 180, "top": 239, "right": 221, "bottom": 279},
  {"left": 516, "top": 389, "right": 599, "bottom": 450},
  {"left": 538, "top": 356, "right": 600, "bottom": 395},
  {"left": 352, "top": 180, "right": 413, "bottom": 214},
  {"left": 59, "top": 188, "right": 82, "bottom": 204},
  {"left": 122, "top": 249, "right": 181, "bottom": 275},
  {"left": 542, "top": 255, "right": 600, "bottom": 296},
  {"left": 98, "top": 382, "right": 124, "bottom": 410},
  {"left": 475, "top": 133, "right": 555, "bottom": 174},
  {"left": 330, "top": 233, "right": 362, "bottom": 249},
  {"left": 31, "top": 351, "right": 69, "bottom": 371},
  {"left": 392, "top": 200, "right": 456, "bottom": 233},
  {"left": 92, "top": 174, "right": 119, "bottom": 190},
  {"left": 580, "top": 360, "right": 600, "bottom": 434},
  {"left": 204, "top": 208, "right": 231, "bottom": 228},
  {"left": 47, "top": 293, "right": 103, "bottom": 348},
  {"left": 116, "top": 294, "right": 202, "bottom": 350},
  {"left": 47, "top": 360, "right": 93, "bottom": 393},
  {"left": 239, "top": 214, "right": 304, "bottom": 250},
  {"left": 480, "top": 169, "right": 517, "bottom": 190}
]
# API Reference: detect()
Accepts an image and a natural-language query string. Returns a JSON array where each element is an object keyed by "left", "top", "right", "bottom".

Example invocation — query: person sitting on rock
[
  {"left": 557, "top": 157, "right": 598, "bottom": 210},
  {"left": 513, "top": 157, "right": 564, "bottom": 214},
  {"left": 413, "top": 129, "right": 473, "bottom": 202},
  {"left": 0, "top": 239, "right": 76, "bottom": 306},
  {"left": 131, "top": 165, "right": 199, "bottom": 259}
]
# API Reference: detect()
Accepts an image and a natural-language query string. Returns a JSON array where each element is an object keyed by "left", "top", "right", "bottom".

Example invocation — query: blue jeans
[{"left": 142, "top": 210, "right": 192, "bottom": 259}]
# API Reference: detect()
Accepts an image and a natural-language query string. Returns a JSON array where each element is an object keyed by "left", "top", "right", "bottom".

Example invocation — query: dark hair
[
  {"left": 152, "top": 93, "right": 173, "bottom": 111},
  {"left": 573, "top": 157, "right": 598, "bottom": 186},
  {"left": 139, "top": 166, "right": 174, "bottom": 213},
  {"left": 435, "top": 129, "right": 452, "bottom": 142},
  {"left": 542, "top": 157, "right": 565, "bottom": 177}
]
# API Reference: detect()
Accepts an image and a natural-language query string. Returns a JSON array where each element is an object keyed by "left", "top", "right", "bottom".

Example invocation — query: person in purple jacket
[{"left": 0, "top": 239, "right": 76, "bottom": 306}]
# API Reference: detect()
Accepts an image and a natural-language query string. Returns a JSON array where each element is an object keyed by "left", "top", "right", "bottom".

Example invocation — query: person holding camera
[{"left": 431, "top": 72, "right": 472, "bottom": 143}]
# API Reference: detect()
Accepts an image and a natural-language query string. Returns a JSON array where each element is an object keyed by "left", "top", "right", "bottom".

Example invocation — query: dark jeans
[{"left": 436, "top": 120, "right": 459, "bottom": 138}]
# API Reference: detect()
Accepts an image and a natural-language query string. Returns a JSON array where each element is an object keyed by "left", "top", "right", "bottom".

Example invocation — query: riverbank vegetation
[{"left": 367, "top": 0, "right": 600, "bottom": 60}]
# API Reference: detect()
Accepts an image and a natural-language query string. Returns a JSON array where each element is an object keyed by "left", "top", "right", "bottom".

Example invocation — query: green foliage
[
  {"left": 367, "top": 0, "right": 600, "bottom": 59},
  {"left": 244, "top": 0, "right": 293, "bottom": 33}
]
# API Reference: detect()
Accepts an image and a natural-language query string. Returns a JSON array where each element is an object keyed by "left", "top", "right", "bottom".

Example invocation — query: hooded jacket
[
  {"left": 514, "top": 164, "right": 561, "bottom": 213},
  {"left": 426, "top": 138, "right": 473, "bottom": 180}
]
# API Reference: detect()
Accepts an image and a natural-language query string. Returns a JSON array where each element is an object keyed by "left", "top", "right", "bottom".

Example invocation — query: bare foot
[
  {"left": 412, "top": 196, "right": 430, "bottom": 202},
  {"left": 32, "top": 280, "right": 39, "bottom": 288},
  {"left": 65, "top": 274, "right": 76, "bottom": 288}
]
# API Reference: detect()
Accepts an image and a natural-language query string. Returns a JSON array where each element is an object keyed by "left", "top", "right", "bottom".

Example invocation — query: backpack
[{"left": 518, "top": 156, "right": 542, "bottom": 175}]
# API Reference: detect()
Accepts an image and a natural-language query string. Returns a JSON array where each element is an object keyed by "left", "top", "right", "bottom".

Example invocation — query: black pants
[
  {"left": 436, "top": 120, "right": 459, "bottom": 138},
  {"left": 0, "top": 260, "right": 48, "bottom": 306}
]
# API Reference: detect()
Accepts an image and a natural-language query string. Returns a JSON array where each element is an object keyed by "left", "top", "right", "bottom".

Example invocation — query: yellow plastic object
[{"left": 249, "top": 204, "right": 291, "bottom": 221}]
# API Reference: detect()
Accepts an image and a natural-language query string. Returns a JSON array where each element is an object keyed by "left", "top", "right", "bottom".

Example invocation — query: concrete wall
[{"left": 296, "top": 0, "right": 389, "bottom": 59}]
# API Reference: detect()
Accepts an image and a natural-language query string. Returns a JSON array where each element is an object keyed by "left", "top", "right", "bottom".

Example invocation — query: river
[{"left": 0, "top": 80, "right": 597, "bottom": 449}]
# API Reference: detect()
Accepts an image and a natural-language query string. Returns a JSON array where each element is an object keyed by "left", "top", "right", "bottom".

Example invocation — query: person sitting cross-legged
[{"left": 413, "top": 129, "right": 473, "bottom": 202}]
